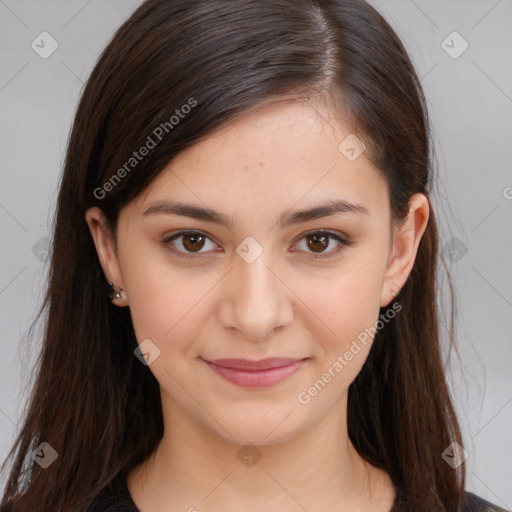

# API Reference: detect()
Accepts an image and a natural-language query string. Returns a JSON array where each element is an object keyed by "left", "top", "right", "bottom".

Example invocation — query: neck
[{"left": 127, "top": 391, "right": 395, "bottom": 511}]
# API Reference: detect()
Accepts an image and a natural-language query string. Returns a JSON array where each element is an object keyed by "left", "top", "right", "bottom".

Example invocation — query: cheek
[
  {"left": 293, "top": 264, "right": 385, "bottom": 405},
  {"left": 298, "top": 259, "right": 384, "bottom": 345},
  {"left": 120, "top": 247, "right": 220, "bottom": 359}
]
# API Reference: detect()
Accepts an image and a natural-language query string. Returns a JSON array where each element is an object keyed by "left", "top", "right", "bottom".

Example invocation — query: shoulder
[
  {"left": 89, "top": 494, "right": 137, "bottom": 512},
  {"left": 89, "top": 471, "right": 139, "bottom": 512},
  {"left": 391, "top": 491, "right": 509, "bottom": 512},
  {"left": 463, "top": 491, "right": 510, "bottom": 512},
  {"left": 0, "top": 472, "right": 138, "bottom": 512},
  {"left": 0, "top": 484, "right": 137, "bottom": 512}
]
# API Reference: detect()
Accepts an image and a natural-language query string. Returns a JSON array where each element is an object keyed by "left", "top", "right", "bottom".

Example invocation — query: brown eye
[
  {"left": 182, "top": 232, "right": 206, "bottom": 252},
  {"left": 162, "top": 230, "right": 218, "bottom": 258},
  {"left": 294, "top": 230, "right": 352, "bottom": 259},
  {"left": 306, "top": 232, "right": 330, "bottom": 253}
]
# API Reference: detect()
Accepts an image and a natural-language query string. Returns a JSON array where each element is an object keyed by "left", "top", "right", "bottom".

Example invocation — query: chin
[{"left": 206, "top": 408, "right": 306, "bottom": 447}]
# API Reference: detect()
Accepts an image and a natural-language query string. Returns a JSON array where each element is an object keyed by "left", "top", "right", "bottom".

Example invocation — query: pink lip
[{"left": 202, "top": 357, "right": 308, "bottom": 388}]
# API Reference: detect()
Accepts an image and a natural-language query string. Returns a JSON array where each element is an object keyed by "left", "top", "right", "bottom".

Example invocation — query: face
[{"left": 87, "top": 97, "right": 428, "bottom": 446}]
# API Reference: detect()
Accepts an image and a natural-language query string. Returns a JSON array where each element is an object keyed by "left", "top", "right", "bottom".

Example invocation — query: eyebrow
[{"left": 142, "top": 198, "right": 369, "bottom": 230}]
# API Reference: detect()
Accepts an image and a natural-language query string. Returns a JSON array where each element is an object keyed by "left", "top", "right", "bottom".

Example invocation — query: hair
[{"left": 1, "top": 1, "right": 468, "bottom": 511}]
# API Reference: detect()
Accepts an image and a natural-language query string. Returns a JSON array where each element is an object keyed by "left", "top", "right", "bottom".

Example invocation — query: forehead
[{"left": 130, "top": 99, "right": 390, "bottom": 220}]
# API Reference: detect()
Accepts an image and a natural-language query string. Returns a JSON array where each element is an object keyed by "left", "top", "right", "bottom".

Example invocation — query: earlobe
[
  {"left": 85, "top": 207, "right": 128, "bottom": 307},
  {"left": 380, "top": 193, "right": 430, "bottom": 307}
]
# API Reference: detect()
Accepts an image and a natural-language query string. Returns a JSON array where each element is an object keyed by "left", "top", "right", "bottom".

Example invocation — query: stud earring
[{"left": 107, "top": 282, "right": 123, "bottom": 301}]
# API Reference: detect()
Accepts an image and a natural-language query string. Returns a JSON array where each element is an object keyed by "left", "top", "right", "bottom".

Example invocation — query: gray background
[{"left": 1, "top": 0, "right": 511, "bottom": 507}]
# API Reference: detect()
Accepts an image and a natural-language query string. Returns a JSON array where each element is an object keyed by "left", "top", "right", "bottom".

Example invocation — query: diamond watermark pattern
[
  {"left": 134, "top": 338, "right": 161, "bottom": 366},
  {"left": 442, "top": 441, "right": 469, "bottom": 468},
  {"left": 444, "top": 236, "right": 468, "bottom": 263},
  {"left": 31, "top": 237, "right": 50, "bottom": 262},
  {"left": 31, "top": 32, "right": 59, "bottom": 59},
  {"left": 236, "top": 236, "right": 263, "bottom": 264},
  {"left": 236, "top": 443, "right": 262, "bottom": 468},
  {"left": 441, "top": 31, "right": 469, "bottom": 59},
  {"left": 31, "top": 442, "right": 58, "bottom": 469},
  {"left": 338, "top": 134, "right": 366, "bottom": 161}
]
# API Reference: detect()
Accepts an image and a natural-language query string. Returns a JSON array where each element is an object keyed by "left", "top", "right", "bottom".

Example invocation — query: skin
[{"left": 86, "top": 97, "right": 429, "bottom": 512}]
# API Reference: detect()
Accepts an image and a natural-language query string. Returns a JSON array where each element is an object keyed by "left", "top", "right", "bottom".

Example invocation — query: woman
[{"left": 0, "top": 1, "right": 507, "bottom": 511}]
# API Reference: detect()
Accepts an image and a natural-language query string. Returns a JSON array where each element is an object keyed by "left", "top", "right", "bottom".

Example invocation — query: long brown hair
[{"left": 1, "top": 1, "right": 466, "bottom": 510}]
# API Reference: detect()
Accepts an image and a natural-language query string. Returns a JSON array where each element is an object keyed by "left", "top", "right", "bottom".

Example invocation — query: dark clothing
[{"left": 90, "top": 469, "right": 510, "bottom": 512}]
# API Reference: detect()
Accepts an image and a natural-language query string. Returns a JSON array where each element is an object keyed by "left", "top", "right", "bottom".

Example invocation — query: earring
[
  {"left": 107, "top": 282, "right": 123, "bottom": 301},
  {"left": 391, "top": 289, "right": 397, "bottom": 297}
]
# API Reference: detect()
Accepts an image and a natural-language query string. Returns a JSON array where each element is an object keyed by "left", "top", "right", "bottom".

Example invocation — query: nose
[{"left": 218, "top": 251, "right": 294, "bottom": 342}]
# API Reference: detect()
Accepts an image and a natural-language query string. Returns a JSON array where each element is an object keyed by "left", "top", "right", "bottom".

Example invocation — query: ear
[
  {"left": 85, "top": 206, "right": 128, "bottom": 307},
  {"left": 380, "top": 193, "right": 430, "bottom": 307}
]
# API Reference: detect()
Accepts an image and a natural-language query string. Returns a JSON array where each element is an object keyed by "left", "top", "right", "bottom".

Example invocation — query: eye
[
  {"left": 161, "top": 229, "right": 353, "bottom": 260},
  {"left": 162, "top": 230, "right": 220, "bottom": 259},
  {"left": 292, "top": 229, "right": 353, "bottom": 259}
]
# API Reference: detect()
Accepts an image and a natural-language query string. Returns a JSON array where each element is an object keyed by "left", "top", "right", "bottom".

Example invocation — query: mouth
[{"left": 201, "top": 357, "right": 309, "bottom": 388}]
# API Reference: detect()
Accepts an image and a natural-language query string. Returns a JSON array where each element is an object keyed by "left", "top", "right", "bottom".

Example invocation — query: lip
[{"left": 202, "top": 357, "right": 308, "bottom": 388}]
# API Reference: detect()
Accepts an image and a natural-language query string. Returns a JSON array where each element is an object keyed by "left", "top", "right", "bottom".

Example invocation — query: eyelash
[{"left": 161, "top": 229, "right": 353, "bottom": 260}]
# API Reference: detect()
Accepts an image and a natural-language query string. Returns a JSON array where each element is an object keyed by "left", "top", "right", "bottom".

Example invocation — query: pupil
[
  {"left": 183, "top": 234, "right": 205, "bottom": 252},
  {"left": 308, "top": 233, "right": 328, "bottom": 252}
]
